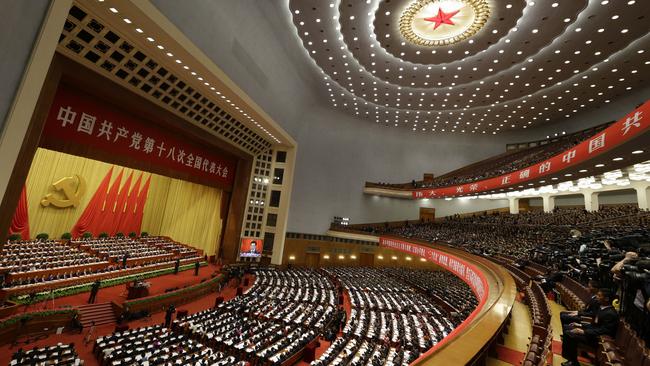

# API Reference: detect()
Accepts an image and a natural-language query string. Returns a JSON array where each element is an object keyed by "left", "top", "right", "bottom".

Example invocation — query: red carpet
[{"left": 0, "top": 268, "right": 255, "bottom": 366}]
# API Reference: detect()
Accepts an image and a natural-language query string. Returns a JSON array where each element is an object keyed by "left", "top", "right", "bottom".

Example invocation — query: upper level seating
[
  {"left": 175, "top": 268, "right": 336, "bottom": 365},
  {"left": 10, "top": 343, "right": 83, "bottom": 366},
  {"left": 380, "top": 267, "right": 478, "bottom": 321},
  {"left": 73, "top": 237, "right": 168, "bottom": 260},
  {"left": 94, "top": 324, "right": 242, "bottom": 366},
  {"left": 1, "top": 240, "right": 103, "bottom": 274},
  {"left": 312, "top": 267, "right": 455, "bottom": 366},
  {"left": 367, "top": 123, "right": 608, "bottom": 190}
]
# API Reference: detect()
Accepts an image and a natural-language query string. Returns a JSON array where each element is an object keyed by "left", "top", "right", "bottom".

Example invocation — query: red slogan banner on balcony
[
  {"left": 413, "top": 100, "right": 650, "bottom": 198},
  {"left": 42, "top": 84, "right": 236, "bottom": 186},
  {"left": 379, "top": 236, "right": 487, "bottom": 301}
]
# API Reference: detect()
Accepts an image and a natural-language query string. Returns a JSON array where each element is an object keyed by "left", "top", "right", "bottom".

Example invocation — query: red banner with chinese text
[
  {"left": 42, "top": 84, "right": 236, "bottom": 186},
  {"left": 413, "top": 100, "right": 650, "bottom": 199}
]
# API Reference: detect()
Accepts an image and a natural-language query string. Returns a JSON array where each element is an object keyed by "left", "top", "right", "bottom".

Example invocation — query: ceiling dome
[{"left": 288, "top": 0, "right": 649, "bottom": 134}]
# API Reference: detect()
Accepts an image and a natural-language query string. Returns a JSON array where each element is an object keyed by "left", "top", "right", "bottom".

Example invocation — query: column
[
  {"left": 583, "top": 191, "right": 599, "bottom": 212},
  {"left": 542, "top": 195, "right": 555, "bottom": 213},
  {"left": 508, "top": 197, "right": 519, "bottom": 214},
  {"left": 635, "top": 184, "right": 649, "bottom": 210}
]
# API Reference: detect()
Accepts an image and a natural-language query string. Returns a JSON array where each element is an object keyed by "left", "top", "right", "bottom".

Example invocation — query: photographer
[{"left": 619, "top": 256, "right": 650, "bottom": 344}]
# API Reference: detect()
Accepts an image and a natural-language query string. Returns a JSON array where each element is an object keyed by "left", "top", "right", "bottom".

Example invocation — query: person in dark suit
[
  {"left": 164, "top": 304, "right": 176, "bottom": 328},
  {"left": 560, "top": 280, "right": 600, "bottom": 327},
  {"left": 194, "top": 260, "right": 200, "bottom": 276},
  {"left": 248, "top": 241, "right": 259, "bottom": 255},
  {"left": 561, "top": 289, "right": 619, "bottom": 366},
  {"left": 121, "top": 253, "right": 128, "bottom": 269},
  {"left": 174, "top": 258, "right": 180, "bottom": 275},
  {"left": 88, "top": 280, "right": 101, "bottom": 304}
]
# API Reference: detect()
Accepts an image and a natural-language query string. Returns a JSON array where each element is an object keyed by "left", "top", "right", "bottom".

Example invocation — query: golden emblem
[{"left": 41, "top": 175, "right": 86, "bottom": 208}]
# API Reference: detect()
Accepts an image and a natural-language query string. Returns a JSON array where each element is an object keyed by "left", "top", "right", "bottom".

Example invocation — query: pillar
[
  {"left": 542, "top": 195, "right": 555, "bottom": 213},
  {"left": 508, "top": 198, "right": 519, "bottom": 214},
  {"left": 635, "top": 184, "right": 649, "bottom": 210},
  {"left": 583, "top": 191, "right": 599, "bottom": 212}
]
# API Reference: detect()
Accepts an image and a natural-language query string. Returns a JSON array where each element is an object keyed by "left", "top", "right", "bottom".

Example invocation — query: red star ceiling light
[{"left": 400, "top": 0, "right": 490, "bottom": 46}]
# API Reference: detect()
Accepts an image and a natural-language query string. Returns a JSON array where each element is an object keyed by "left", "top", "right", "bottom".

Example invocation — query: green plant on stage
[
  {"left": 0, "top": 309, "right": 78, "bottom": 330},
  {"left": 125, "top": 274, "right": 224, "bottom": 308},
  {"left": 7, "top": 234, "right": 21, "bottom": 242},
  {"left": 35, "top": 233, "right": 49, "bottom": 240},
  {"left": 61, "top": 232, "right": 72, "bottom": 240}
]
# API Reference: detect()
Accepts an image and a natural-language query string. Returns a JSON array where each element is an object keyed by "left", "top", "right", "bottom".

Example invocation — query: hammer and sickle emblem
[{"left": 41, "top": 175, "right": 86, "bottom": 208}]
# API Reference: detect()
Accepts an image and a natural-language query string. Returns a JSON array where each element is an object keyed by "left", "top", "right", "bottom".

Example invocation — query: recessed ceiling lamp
[
  {"left": 632, "top": 150, "right": 644, "bottom": 154},
  {"left": 399, "top": 0, "right": 490, "bottom": 46}
]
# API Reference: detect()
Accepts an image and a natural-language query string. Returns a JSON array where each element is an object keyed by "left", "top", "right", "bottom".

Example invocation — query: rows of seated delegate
[
  {"left": 72, "top": 237, "right": 169, "bottom": 261},
  {"left": 0, "top": 239, "right": 104, "bottom": 274},
  {"left": 172, "top": 268, "right": 337, "bottom": 365},
  {"left": 10, "top": 343, "right": 82, "bottom": 366},
  {"left": 94, "top": 324, "right": 244, "bottom": 366},
  {"left": 312, "top": 267, "right": 455, "bottom": 366},
  {"left": 380, "top": 267, "right": 478, "bottom": 320},
  {"left": 0, "top": 236, "right": 201, "bottom": 290},
  {"left": 140, "top": 236, "right": 200, "bottom": 258},
  {"left": 359, "top": 205, "right": 650, "bottom": 350},
  {"left": 369, "top": 124, "right": 605, "bottom": 190}
]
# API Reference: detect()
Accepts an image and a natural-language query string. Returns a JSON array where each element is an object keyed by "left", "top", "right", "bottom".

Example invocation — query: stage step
[{"left": 76, "top": 302, "right": 116, "bottom": 327}]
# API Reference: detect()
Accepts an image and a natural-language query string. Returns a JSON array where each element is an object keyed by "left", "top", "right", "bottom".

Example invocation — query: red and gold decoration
[
  {"left": 399, "top": 0, "right": 490, "bottom": 46},
  {"left": 71, "top": 167, "right": 151, "bottom": 238},
  {"left": 40, "top": 175, "right": 86, "bottom": 208},
  {"left": 42, "top": 84, "right": 236, "bottom": 188}
]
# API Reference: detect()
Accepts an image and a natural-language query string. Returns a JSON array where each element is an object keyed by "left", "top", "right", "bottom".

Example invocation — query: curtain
[{"left": 8, "top": 185, "right": 30, "bottom": 239}]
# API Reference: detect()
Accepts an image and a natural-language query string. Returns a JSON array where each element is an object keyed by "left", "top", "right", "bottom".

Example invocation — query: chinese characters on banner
[
  {"left": 412, "top": 101, "right": 650, "bottom": 199},
  {"left": 379, "top": 237, "right": 488, "bottom": 302},
  {"left": 42, "top": 84, "right": 236, "bottom": 186}
]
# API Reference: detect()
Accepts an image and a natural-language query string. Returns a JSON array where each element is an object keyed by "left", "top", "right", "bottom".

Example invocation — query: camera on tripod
[{"left": 621, "top": 259, "right": 650, "bottom": 282}]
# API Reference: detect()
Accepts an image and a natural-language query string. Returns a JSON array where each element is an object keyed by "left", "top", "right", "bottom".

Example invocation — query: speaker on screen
[{"left": 240, "top": 238, "right": 263, "bottom": 258}]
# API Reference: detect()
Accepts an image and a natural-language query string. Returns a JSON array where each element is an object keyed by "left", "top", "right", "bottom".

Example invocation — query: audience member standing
[
  {"left": 174, "top": 258, "right": 181, "bottom": 275},
  {"left": 164, "top": 304, "right": 176, "bottom": 328},
  {"left": 194, "top": 260, "right": 200, "bottom": 276},
  {"left": 88, "top": 280, "right": 101, "bottom": 304}
]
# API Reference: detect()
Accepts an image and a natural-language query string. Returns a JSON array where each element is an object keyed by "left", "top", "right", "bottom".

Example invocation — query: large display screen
[{"left": 240, "top": 238, "right": 263, "bottom": 257}]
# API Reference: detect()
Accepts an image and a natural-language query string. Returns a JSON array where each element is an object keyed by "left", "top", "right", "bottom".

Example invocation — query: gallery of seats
[{"left": 0, "top": 1, "right": 649, "bottom": 366}]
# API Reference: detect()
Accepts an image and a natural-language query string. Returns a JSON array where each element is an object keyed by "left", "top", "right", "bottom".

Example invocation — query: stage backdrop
[{"left": 25, "top": 148, "right": 222, "bottom": 255}]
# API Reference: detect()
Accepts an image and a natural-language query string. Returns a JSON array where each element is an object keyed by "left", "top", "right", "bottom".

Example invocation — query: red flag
[{"left": 71, "top": 167, "right": 113, "bottom": 237}]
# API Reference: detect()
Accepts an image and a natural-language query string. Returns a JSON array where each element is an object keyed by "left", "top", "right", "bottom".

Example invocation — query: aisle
[{"left": 487, "top": 299, "right": 531, "bottom": 365}]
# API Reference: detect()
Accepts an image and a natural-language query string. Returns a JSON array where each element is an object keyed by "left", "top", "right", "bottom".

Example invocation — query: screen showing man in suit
[{"left": 240, "top": 238, "right": 263, "bottom": 257}]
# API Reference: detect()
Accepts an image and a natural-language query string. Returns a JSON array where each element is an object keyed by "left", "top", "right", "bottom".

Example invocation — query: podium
[
  {"left": 303, "top": 343, "right": 317, "bottom": 362},
  {"left": 127, "top": 281, "right": 150, "bottom": 299}
]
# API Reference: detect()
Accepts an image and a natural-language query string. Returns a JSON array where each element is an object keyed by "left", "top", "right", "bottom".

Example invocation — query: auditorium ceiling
[{"left": 288, "top": 0, "right": 650, "bottom": 134}]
